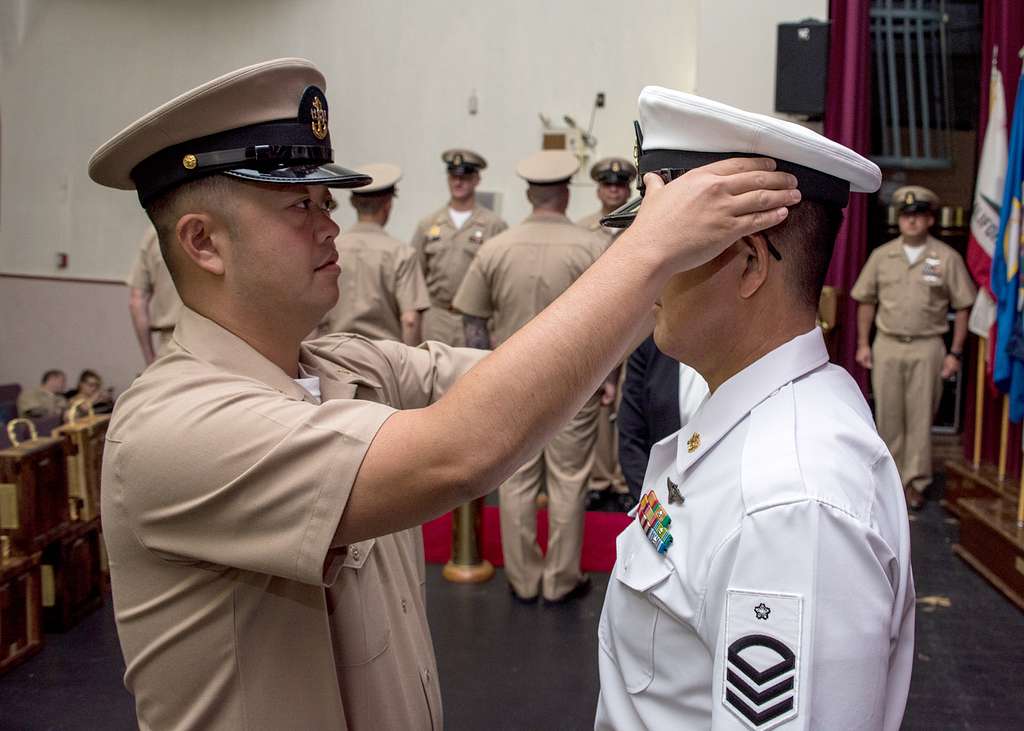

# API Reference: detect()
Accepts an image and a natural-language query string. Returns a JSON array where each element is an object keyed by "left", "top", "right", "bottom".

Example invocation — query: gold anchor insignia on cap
[
  {"left": 310, "top": 96, "right": 328, "bottom": 140},
  {"left": 687, "top": 432, "right": 701, "bottom": 453},
  {"left": 182, "top": 154, "right": 197, "bottom": 170},
  {"left": 453, "top": 153, "right": 463, "bottom": 166},
  {"left": 904, "top": 192, "right": 915, "bottom": 205},
  {"left": 611, "top": 161, "right": 621, "bottom": 172}
]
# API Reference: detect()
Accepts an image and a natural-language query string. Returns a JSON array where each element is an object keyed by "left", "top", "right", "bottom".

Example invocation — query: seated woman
[{"left": 68, "top": 369, "right": 115, "bottom": 414}]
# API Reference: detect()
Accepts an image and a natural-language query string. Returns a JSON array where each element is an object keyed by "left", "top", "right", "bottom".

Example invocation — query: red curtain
[
  {"left": 962, "top": 0, "right": 1024, "bottom": 471},
  {"left": 823, "top": 0, "right": 873, "bottom": 391}
]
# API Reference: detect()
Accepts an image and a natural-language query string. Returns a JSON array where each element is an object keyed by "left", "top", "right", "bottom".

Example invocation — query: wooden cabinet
[
  {"left": 41, "top": 518, "right": 104, "bottom": 632},
  {"left": 0, "top": 432, "right": 71, "bottom": 554},
  {"left": 0, "top": 551, "right": 43, "bottom": 675}
]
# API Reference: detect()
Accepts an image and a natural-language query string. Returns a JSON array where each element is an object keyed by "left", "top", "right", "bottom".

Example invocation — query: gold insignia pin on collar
[{"left": 687, "top": 432, "right": 701, "bottom": 453}]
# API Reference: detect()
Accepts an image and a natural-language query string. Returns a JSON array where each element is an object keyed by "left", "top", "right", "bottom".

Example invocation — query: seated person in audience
[
  {"left": 17, "top": 369, "right": 68, "bottom": 419},
  {"left": 617, "top": 336, "right": 708, "bottom": 499},
  {"left": 68, "top": 369, "right": 115, "bottom": 414}
]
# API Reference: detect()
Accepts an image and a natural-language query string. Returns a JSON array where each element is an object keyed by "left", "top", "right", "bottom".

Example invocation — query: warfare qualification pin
[
  {"left": 667, "top": 477, "right": 684, "bottom": 506},
  {"left": 687, "top": 432, "right": 701, "bottom": 453}
]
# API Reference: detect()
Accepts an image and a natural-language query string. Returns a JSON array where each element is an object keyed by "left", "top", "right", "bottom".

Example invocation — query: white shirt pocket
[{"left": 599, "top": 522, "right": 674, "bottom": 694}]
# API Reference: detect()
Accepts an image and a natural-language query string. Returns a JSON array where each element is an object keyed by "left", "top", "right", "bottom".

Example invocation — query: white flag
[{"left": 967, "top": 56, "right": 1008, "bottom": 337}]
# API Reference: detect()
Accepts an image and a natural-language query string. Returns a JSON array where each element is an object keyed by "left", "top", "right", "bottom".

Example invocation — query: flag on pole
[
  {"left": 991, "top": 65, "right": 1024, "bottom": 421},
  {"left": 967, "top": 50, "right": 1008, "bottom": 338}
]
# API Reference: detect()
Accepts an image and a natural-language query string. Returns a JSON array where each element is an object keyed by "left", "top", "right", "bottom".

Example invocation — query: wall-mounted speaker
[{"left": 775, "top": 19, "right": 831, "bottom": 119}]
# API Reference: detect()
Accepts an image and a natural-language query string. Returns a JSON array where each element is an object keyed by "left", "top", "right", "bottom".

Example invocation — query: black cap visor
[
  {"left": 600, "top": 197, "right": 643, "bottom": 229},
  {"left": 224, "top": 163, "right": 370, "bottom": 189}
]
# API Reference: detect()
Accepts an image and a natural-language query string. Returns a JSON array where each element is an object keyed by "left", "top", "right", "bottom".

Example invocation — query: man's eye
[{"left": 323, "top": 199, "right": 337, "bottom": 213}]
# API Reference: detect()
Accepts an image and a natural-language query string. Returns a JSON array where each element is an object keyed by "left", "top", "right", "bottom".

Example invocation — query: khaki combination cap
[
  {"left": 516, "top": 150, "right": 579, "bottom": 185},
  {"left": 590, "top": 157, "right": 637, "bottom": 185},
  {"left": 88, "top": 58, "right": 370, "bottom": 206},
  {"left": 351, "top": 163, "right": 401, "bottom": 195},
  {"left": 892, "top": 185, "right": 938, "bottom": 213},
  {"left": 442, "top": 149, "right": 487, "bottom": 174}
]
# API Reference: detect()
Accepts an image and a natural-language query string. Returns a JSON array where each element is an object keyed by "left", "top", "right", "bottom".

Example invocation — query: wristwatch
[{"left": 949, "top": 350, "right": 963, "bottom": 360}]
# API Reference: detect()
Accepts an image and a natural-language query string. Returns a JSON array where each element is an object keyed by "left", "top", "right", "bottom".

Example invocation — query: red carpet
[{"left": 422, "top": 506, "right": 632, "bottom": 573}]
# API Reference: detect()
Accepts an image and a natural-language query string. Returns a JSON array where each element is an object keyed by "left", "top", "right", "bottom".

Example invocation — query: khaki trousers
[
  {"left": 500, "top": 395, "right": 601, "bottom": 600},
  {"left": 872, "top": 333, "right": 945, "bottom": 494},
  {"left": 587, "top": 403, "right": 628, "bottom": 495},
  {"left": 422, "top": 306, "right": 466, "bottom": 347}
]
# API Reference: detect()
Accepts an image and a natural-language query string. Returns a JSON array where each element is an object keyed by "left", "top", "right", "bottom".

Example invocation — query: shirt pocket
[
  {"left": 599, "top": 522, "right": 673, "bottom": 694},
  {"left": 327, "top": 538, "right": 392, "bottom": 667}
]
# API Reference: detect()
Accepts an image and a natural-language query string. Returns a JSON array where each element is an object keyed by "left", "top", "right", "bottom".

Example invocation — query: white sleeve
[{"left": 708, "top": 501, "right": 911, "bottom": 731}]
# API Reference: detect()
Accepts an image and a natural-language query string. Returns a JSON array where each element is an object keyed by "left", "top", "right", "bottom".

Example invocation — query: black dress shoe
[
  {"left": 543, "top": 575, "right": 592, "bottom": 605},
  {"left": 509, "top": 584, "right": 538, "bottom": 604},
  {"left": 584, "top": 490, "right": 606, "bottom": 511}
]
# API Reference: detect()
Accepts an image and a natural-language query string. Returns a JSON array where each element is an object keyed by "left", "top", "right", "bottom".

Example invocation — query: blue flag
[{"left": 991, "top": 69, "right": 1024, "bottom": 421}]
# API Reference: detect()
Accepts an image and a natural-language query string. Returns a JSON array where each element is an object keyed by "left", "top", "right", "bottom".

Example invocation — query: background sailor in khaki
[
  {"left": 577, "top": 157, "right": 638, "bottom": 509},
  {"left": 16, "top": 369, "right": 67, "bottom": 418},
  {"left": 453, "top": 150, "right": 607, "bottom": 603},
  {"left": 575, "top": 156, "right": 636, "bottom": 246},
  {"left": 852, "top": 185, "right": 975, "bottom": 509},
  {"left": 127, "top": 225, "right": 182, "bottom": 364},
  {"left": 410, "top": 149, "right": 507, "bottom": 346},
  {"left": 320, "top": 163, "right": 430, "bottom": 344}
]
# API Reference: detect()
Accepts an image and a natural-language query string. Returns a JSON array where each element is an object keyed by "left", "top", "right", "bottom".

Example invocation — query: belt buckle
[{"left": 900, "top": 336, "right": 913, "bottom": 344}]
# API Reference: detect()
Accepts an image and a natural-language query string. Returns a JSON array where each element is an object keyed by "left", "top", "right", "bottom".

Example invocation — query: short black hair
[
  {"left": 350, "top": 191, "right": 392, "bottom": 216},
  {"left": 77, "top": 369, "right": 101, "bottom": 386},
  {"left": 143, "top": 174, "right": 234, "bottom": 285},
  {"left": 763, "top": 200, "right": 845, "bottom": 310},
  {"left": 41, "top": 369, "right": 64, "bottom": 384}
]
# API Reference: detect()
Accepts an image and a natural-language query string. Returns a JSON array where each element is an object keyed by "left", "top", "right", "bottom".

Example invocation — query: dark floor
[{"left": 2, "top": 480, "right": 1022, "bottom": 730}]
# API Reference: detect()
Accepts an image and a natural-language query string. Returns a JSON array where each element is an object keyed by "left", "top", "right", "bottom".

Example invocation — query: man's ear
[
  {"left": 738, "top": 234, "right": 772, "bottom": 299},
  {"left": 175, "top": 213, "right": 226, "bottom": 277}
]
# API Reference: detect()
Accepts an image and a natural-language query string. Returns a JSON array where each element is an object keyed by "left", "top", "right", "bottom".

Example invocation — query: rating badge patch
[{"left": 722, "top": 590, "right": 802, "bottom": 730}]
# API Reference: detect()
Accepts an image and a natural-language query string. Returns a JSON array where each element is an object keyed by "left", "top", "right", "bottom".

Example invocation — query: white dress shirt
[{"left": 596, "top": 328, "right": 914, "bottom": 730}]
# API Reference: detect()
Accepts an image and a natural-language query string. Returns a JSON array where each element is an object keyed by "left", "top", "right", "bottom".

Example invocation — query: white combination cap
[{"left": 603, "top": 86, "right": 882, "bottom": 227}]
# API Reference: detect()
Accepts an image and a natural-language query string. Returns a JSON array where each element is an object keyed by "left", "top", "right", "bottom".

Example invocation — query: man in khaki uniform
[
  {"left": 576, "top": 156, "right": 636, "bottom": 245},
  {"left": 852, "top": 186, "right": 976, "bottom": 509},
  {"left": 17, "top": 369, "right": 67, "bottom": 418},
  {"left": 87, "top": 58, "right": 794, "bottom": 730},
  {"left": 410, "top": 149, "right": 507, "bottom": 346},
  {"left": 577, "top": 157, "right": 638, "bottom": 510},
  {"left": 320, "top": 163, "right": 429, "bottom": 344},
  {"left": 127, "top": 225, "right": 183, "bottom": 364},
  {"left": 454, "top": 150, "right": 609, "bottom": 603}
]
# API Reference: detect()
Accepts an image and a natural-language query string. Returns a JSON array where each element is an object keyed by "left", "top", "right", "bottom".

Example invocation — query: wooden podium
[{"left": 944, "top": 459, "right": 1024, "bottom": 610}]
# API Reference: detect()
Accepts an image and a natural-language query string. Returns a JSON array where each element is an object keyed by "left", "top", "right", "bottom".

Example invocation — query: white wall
[
  {"left": 0, "top": 0, "right": 818, "bottom": 393},
  {"left": 0, "top": 0, "right": 699, "bottom": 281},
  {"left": 696, "top": 0, "right": 828, "bottom": 114}
]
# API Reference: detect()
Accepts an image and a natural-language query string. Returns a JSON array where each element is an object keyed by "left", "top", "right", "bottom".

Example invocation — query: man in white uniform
[{"left": 596, "top": 87, "right": 915, "bottom": 730}]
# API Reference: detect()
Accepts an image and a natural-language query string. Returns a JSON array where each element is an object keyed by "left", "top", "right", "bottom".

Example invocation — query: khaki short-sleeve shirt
[
  {"left": 410, "top": 204, "right": 507, "bottom": 308},
  {"left": 851, "top": 235, "right": 976, "bottom": 337},
  {"left": 16, "top": 386, "right": 67, "bottom": 418},
  {"left": 103, "top": 306, "right": 484, "bottom": 730},
  {"left": 452, "top": 212, "right": 608, "bottom": 346},
  {"left": 576, "top": 209, "right": 619, "bottom": 248},
  {"left": 320, "top": 222, "right": 430, "bottom": 341},
  {"left": 126, "top": 227, "right": 183, "bottom": 330}
]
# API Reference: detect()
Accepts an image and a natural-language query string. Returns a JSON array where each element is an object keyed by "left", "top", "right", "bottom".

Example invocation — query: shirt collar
[
  {"left": 347, "top": 221, "right": 384, "bottom": 234},
  {"left": 523, "top": 211, "right": 572, "bottom": 225},
  {"left": 172, "top": 306, "right": 375, "bottom": 403},
  {"left": 675, "top": 328, "right": 829, "bottom": 473}
]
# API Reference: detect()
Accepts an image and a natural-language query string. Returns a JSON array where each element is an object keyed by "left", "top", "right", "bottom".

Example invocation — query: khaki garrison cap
[
  {"left": 352, "top": 163, "right": 402, "bottom": 195},
  {"left": 442, "top": 149, "right": 487, "bottom": 175},
  {"left": 892, "top": 185, "right": 938, "bottom": 214},
  {"left": 88, "top": 58, "right": 370, "bottom": 206},
  {"left": 591, "top": 157, "right": 637, "bottom": 185},
  {"left": 603, "top": 85, "right": 881, "bottom": 228},
  {"left": 516, "top": 150, "right": 579, "bottom": 185}
]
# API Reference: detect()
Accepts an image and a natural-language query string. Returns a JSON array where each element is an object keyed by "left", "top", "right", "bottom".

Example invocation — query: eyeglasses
[{"left": 642, "top": 167, "right": 783, "bottom": 261}]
